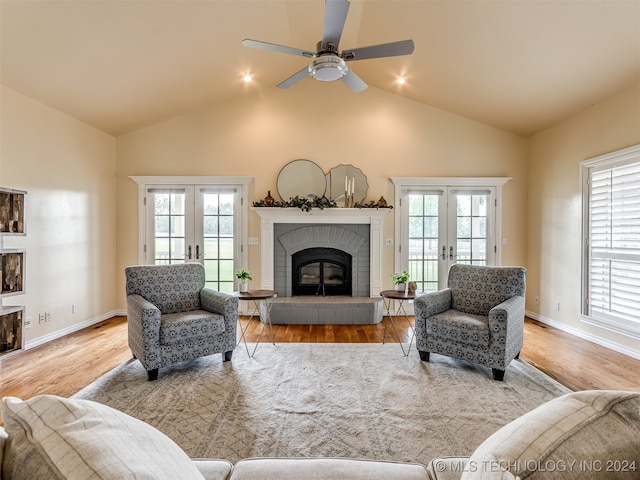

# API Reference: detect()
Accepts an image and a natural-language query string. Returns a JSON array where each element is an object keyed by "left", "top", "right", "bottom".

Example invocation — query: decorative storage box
[
  {"left": 0, "top": 306, "right": 23, "bottom": 356},
  {"left": 0, "top": 251, "right": 25, "bottom": 296},
  {"left": 0, "top": 188, "right": 26, "bottom": 235}
]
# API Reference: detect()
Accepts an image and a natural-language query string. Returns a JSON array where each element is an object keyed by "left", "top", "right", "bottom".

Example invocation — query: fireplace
[
  {"left": 252, "top": 207, "right": 390, "bottom": 297},
  {"left": 252, "top": 208, "right": 390, "bottom": 324},
  {"left": 292, "top": 247, "right": 352, "bottom": 296}
]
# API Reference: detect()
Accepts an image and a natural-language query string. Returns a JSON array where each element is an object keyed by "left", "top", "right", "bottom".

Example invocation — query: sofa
[{"left": 1, "top": 390, "right": 639, "bottom": 480}]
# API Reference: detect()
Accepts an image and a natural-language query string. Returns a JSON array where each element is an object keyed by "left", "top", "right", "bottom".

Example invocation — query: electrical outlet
[
  {"left": 385, "top": 238, "right": 394, "bottom": 246},
  {"left": 46, "top": 312, "right": 51, "bottom": 322},
  {"left": 72, "top": 304, "right": 78, "bottom": 314},
  {"left": 25, "top": 316, "right": 32, "bottom": 329},
  {"left": 554, "top": 302, "right": 560, "bottom": 311},
  {"left": 39, "top": 313, "right": 46, "bottom": 324}
]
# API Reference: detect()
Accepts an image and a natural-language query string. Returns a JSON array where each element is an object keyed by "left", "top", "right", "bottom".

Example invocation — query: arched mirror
[
  {"left": 326, "top": 164, "right": 368, "bottom": 207},
  {"left": 277, "top": 159, "right": 327, "bottom": 201}
]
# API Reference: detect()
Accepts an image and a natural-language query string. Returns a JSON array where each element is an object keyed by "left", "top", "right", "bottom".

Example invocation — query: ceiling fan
[{"left": 242, "top": 0, "right": 414, "bottom": 93}]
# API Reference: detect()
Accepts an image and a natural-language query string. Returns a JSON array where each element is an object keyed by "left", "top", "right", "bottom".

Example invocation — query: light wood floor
[{"left": 1, "top": 315, "right": 638, "bottom": 424}]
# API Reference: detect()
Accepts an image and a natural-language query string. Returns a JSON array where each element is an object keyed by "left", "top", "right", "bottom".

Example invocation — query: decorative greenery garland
[{"left": 252, "top": 195, "right": 393, "bottom": 212}]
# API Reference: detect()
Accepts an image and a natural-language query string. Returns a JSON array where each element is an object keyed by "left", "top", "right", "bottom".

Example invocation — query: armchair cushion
[
  {"left": 125, "top": 263, "right": 205, "bottom": 314},
  {"left": 427, "top": 310, "right": 490, "bottom": 359},
  {"left": 449, "top": 266, "right": 526, "bottom": 316},
  {"left": 160, "top": 310, "right": 226, "bottom": 345}
]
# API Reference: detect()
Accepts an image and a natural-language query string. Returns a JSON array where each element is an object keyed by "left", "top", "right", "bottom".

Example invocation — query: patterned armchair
[
  {"left": 413, "top": 264, "right": 527, "bottom": 381},
  {"left": 125, "top": 263, "right": 238, "bottom": 381}
]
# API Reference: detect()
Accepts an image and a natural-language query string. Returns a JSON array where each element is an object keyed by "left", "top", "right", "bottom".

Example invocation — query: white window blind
[{"left": 583, "top": 145, "right": 640, "bottom": 339}]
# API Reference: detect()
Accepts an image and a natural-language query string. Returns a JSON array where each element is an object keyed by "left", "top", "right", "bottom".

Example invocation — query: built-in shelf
[{"left": 0, "top": 187, "right": 27, "bottom": 359}]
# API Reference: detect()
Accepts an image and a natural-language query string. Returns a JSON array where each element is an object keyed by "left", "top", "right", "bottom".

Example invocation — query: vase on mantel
[{"left": 264, "top": 191, "right": 274, "bottom": 207}]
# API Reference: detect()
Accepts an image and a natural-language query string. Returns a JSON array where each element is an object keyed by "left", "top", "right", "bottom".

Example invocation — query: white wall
[
  {"left": 0, "top": 85, "right": 117, "bottom": 348},
  {"left": 526, "top": 85, "right": 640, "bottom": 357}
]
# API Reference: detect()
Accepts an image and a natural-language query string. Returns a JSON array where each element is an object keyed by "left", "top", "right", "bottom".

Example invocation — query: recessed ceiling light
[
  {"left": 396, "top": 76, "right": 406, "bottom": 85},
  {"left": 243, "top": 74, "right": 253, "bottom": 83}
]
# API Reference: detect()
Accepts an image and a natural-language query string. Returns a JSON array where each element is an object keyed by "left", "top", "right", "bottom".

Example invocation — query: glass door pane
[
  {"left": 148, "top": 189, "right": 192, "bottom": 265},
  {"left": 451, "top": 191, "right": 491, "bottom": 266},
  {"left": 199, "top": 190, "right": 236, "bottom": 293},
  {"left": 407, "top": 193, "right": 445, "bottom": 293}
]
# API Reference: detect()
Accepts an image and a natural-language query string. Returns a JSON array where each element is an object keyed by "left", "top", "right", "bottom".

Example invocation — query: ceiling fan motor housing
[{"left": 309, "top": 55, "right": 348, "bottom": 82}]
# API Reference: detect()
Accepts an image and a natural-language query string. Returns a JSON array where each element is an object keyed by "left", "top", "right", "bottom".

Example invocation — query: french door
[
  {"left": 144, "top": 185, "right": 241, "bottom": 293},
  {"left": 398, "top": 186, "right": 497, "bottom": 293}
]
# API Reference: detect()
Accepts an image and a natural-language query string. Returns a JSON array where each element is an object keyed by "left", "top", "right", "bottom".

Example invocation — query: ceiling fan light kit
[
  {"left": 242, "top": 0, "right": 414, "bottom": 92},
  {"left": 309, "top": 55, "right": 348, "bottom": 82}
]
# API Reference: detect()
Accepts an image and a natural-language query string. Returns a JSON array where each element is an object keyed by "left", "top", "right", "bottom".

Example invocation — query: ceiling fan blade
[
  {"left": 242, "top": 39, "right": 315, "bottom": 58},
  {"left": 341, "top": 69, "right": 367, "bottom": 93},
  {"left": 322, "top": 0, "right": 350, "bottom": 48},
  {"left": 342, "top": 39, "right": 414, "bottom": 61},
  {"left": 276, "top": 67, "right": 310, "bottom": 89}
]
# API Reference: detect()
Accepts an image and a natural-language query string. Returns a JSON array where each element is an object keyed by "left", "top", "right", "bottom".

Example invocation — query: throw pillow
[
  {"left": 2, "top": 395, "right": 205, "bottom": 480},
  {"left": 461, "top": 390, "right": 640, "bottom": 480}
]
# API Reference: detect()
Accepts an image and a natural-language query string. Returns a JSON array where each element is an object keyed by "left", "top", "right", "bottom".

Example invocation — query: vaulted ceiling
[{"left": 1, "top": 0, "right": 639, "bottom": 138}]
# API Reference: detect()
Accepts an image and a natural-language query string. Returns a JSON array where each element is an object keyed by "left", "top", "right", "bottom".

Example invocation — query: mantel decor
[
  {"left": 252, "top": 195, "right": 392, "bottom": 212},
  {"left": 254, "top": 160, "right": 392, "bottom": 212}
]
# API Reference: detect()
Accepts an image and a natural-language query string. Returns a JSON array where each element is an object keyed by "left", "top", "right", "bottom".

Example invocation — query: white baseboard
[
  {"left": 526, "top": 310, "right": 640, "bottom": 360},
  {"left": 24, "top": 310, "right": 122, "bottom": 351}
]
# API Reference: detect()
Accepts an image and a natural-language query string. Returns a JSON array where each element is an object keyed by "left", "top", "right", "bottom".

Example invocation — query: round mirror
[
  {"left": 326, "top": 164, "right": 368, "bottom": 206},
  {"left": 277, "top": 159, "right": 327, "bottom": 201}
]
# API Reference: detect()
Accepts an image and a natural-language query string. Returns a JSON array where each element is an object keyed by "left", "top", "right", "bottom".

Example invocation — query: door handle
[
  {"left": 441, "top": 245, "right": 446, "bottom": 260},
  {"left": 188, "top": 245, "right": 192, "bottom": 260},
  {"left": 196, "top": 245, "right": 200, "bottom": 260},
  {"left": 449, "top": 245, "right": 454, "bottom": 260}
]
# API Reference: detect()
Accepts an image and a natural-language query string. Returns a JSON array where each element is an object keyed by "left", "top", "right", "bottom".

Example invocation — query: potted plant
[
  {"left": 235, "top": 269, "right": 252, "bottom": 293},
  {"left": 392, "top": 270, "right": 410, "bottom": 292}
]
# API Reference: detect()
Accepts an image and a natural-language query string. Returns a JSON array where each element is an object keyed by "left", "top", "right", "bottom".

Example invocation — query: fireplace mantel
[{"left": 252, "top": 207, "right": 391, "bottom": 296}]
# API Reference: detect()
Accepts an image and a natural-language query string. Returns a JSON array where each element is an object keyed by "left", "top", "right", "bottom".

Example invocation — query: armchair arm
[
  {"left": 200, "top": 288, "right": 239, "bottom": 337},
  {"left": 126, "top": 294, "right": 162, "bottom": 368},
  {"left": 414, "top": 288, "right": 452, "bottom": 320},
  {"left": 488, "top": 295, "right": 526, "bottom": 362},
  {"left": 488, "top": 295, "right": 525, "bottom": 327}
]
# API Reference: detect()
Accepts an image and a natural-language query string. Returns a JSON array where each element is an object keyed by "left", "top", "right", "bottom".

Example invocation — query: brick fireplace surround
[{"left": 252, "top": 208, "right": 390, "bottom": 324}]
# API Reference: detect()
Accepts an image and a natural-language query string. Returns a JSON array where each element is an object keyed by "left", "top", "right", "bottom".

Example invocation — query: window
[{"left": 582, "top": 144, "right": 640, "bottom": 339}]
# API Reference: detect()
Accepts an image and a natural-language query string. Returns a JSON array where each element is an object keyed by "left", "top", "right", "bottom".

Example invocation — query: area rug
[{"left": 73, "top": 344, "right": 570, "bottom": 465}]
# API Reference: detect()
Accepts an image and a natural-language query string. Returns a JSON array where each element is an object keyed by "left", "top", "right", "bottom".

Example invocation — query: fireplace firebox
[{"left": 292, "top": 247, "right": 352, "bottom": 296}]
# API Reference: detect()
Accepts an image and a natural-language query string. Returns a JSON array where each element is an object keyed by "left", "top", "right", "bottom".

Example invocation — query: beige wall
[
  {"left": 3, "top": 77, "right": 638, "bottom": 359},
  {"left": 0, "top": 86, "right": 117, "bottom": 347},
  {"left": 116, "top": 83, "right": 528, "bottom": 309},
  {"left": 526, "top": 85, "right": 640, "bottom": 355}
]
